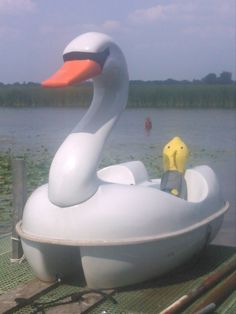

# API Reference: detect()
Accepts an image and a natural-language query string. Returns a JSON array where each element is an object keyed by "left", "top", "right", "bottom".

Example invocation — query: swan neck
[{"left": 48, "top": 70, "right": 128, "bottom": 207}]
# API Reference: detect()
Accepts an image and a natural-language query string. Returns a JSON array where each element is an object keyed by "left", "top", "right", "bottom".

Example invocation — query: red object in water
[{"left": 144, "top": 117, "right": 152, "bottom": 134}]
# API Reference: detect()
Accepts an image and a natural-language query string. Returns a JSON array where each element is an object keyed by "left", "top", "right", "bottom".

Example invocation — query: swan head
[
  {"left": 163, "top": 136, "right": 189, "bottom": 173},
  {"left": 42, "top": 32, "right": 128, "bottom": 87}
]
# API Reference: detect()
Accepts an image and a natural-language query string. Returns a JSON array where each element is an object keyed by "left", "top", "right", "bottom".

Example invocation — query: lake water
[{"left": 0, "top": 107, "right": 235, "bottom": 246}]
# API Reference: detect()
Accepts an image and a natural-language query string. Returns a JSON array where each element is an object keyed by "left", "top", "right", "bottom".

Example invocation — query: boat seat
[
  {"left": 97, "top": 161, "right": 149, "bottom": 185},
  {"left": 185, "top": 168, "right": 208, "bottom": 202}
]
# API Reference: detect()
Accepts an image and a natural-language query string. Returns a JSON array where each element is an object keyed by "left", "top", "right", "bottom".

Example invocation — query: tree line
[{"left": 0, "top": 72, "right": 235, "bottom": 108}]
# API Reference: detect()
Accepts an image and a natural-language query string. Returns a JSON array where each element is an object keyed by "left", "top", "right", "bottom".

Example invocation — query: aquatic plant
[
  {"left": 0, "top": 146, "right": 232, "bottom": 234},
  {"left": 0, "top": 152, "right": 51, "bottom": 234}
]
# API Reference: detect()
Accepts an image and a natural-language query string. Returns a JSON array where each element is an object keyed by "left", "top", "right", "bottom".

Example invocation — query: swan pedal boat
[{"left": 16, "top": 32, "right": 229, "bottom": 289}]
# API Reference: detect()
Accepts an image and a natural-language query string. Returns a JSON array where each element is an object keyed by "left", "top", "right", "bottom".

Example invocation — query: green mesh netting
[{"left": 1, "top": 234, "right": 236, "bottom": 314}]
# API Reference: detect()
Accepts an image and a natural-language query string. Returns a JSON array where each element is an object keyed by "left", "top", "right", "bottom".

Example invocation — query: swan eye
[
  {"left": 180, "top": 146, "right": 183, "bottom": 149},
  {"left": 167, "top": 146, "right": 170, "bottom": 149},
  {"left": 63, "top": 48, "right": 110, "bottom": 68}
]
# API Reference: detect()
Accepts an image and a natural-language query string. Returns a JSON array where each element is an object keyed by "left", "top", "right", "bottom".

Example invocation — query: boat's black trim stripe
[{"left": 63, "top": 48, "right": 110, "bottom": 68}]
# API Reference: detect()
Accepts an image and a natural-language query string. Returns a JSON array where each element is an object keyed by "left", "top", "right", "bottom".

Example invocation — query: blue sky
[{"left": 0, "top": 0, "right": 235, "bottom": 83}]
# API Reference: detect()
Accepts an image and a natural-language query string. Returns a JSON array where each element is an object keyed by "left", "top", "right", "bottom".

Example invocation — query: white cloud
[
  {"left": 0, "top": 0, "right": 36, "bottom": 15},
  {"left": 102, "top": 20, "right": 121, "bottom": 32},
  {"left": 82, "top": 19, "right": 122, "bottom": 34},
  {"left": 128, "top": 0, "right": 234, "bottom": 26},
  {"left": 128, "top": 4, "right": 176, "bottom": 24}
]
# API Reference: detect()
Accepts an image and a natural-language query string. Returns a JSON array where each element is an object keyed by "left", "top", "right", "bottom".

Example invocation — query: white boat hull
[
  {"left": 17, "top": 164, "right": 229, "bottom": 288},
  {"left": 80, "top": 216, "right": 224, "bottom": 288},
  {"left": 19, "top": 213, "right": 224, "bottom": 288}
]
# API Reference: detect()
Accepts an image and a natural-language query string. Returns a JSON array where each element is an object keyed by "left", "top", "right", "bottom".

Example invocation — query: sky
[{"left": 0, "top": 0, "right": 235, "bottom": 83}]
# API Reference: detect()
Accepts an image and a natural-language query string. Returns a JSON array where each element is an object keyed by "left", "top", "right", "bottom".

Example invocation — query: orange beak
[{"left": 42, "top": 59, "right": 102, "bottom": 87}]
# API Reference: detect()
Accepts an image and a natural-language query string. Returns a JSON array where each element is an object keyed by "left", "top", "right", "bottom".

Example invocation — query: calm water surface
[{"left": 0, "top": 107, "right": 235, "bottom": 246}]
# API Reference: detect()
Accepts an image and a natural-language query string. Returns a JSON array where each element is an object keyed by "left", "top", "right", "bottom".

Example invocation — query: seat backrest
[
  {"left": 98, "top": 161, "right": 149, "bottom": 185},
  {"left": 184, "top": 169, "right": 208, "bottom": 202}
]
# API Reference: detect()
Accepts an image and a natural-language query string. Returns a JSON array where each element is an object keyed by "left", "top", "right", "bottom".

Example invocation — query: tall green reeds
[
  {"left": 128, "top": 83, "right": 236, "bottom": 108},
  {"left": 0, "top": 84, "right": 92, "bottom": 107},
  {"left": 0, "top": 82, "right": 235, "bottom": 108}
]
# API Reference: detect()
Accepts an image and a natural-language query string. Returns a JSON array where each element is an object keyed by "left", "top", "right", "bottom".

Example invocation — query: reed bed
[{"left": 0, "top": 83, "right": 235, "bottom": 108}]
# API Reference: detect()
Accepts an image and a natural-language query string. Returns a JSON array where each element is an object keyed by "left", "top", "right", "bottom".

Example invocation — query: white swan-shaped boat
[{"left": 17, "top": 32, "right": 229, "bottom": 289}]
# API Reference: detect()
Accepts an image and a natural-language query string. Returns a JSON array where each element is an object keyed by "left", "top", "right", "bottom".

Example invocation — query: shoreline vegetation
[
  {"left": 0, "top": 80, "right": 235, "bottom": 108},
  {"left": 0, "top": 152, "right": 51, "bottom": 234}
]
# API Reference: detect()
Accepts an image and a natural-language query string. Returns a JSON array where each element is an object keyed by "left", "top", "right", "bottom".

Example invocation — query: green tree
[
  {"left": 217, "top": 71, "right": 233, "bottom": 84},
  {"left": 201, "top": 73, "right": 217, "bottom": 84}
]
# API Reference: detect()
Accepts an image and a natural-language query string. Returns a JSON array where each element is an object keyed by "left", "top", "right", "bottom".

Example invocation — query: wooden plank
[
  {"left": 0, "top": 278, "right": 57, "bottom": 313},
  {"left": 11, "top": 158, "right": 27, "bottom": 261}
]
